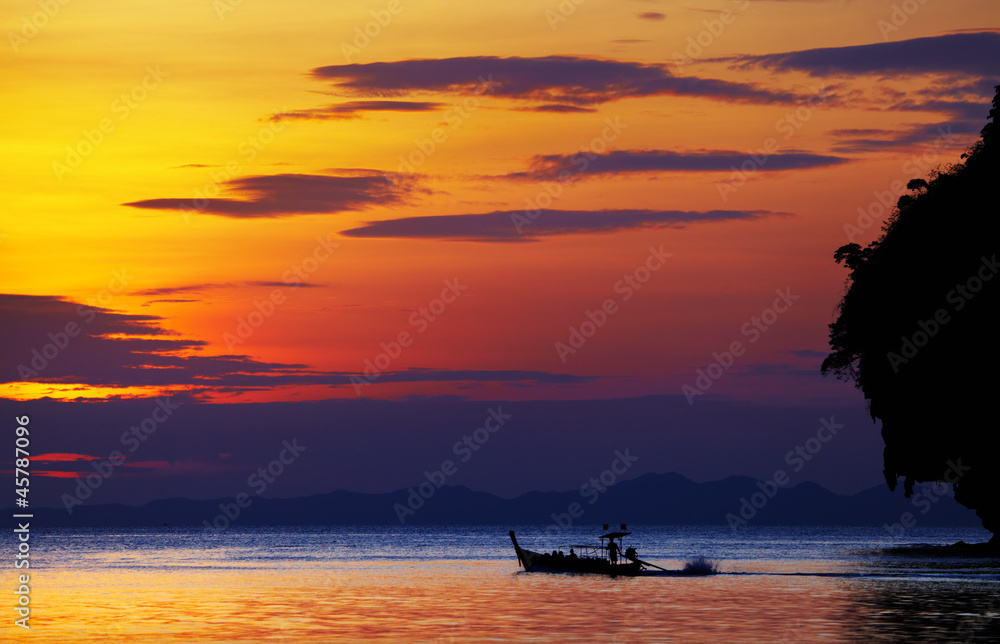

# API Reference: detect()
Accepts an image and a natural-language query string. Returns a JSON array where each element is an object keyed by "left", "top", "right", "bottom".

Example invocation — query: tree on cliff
[{"left": 822, "top": 85, "right": 1000, "bottom": 541}]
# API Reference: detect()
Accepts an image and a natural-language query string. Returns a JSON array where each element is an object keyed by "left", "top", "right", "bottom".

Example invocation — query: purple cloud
[
  {"left": 124, "top": 170, "right": 418, "bottom": 218},
  {"left": 720, "top": 34, "right": 999, "bottom": 153},
  {"left": 727, "top": 32, "right": 1000, "bottom": 78},
  {"left": 132, "top": 282, "right": 324, "bottom": 297},
  {"left": 522, "top": 104, "right": 598, "bottom": 113},
  {"left": 0, "top": 294, "right": 590, "bottom": 393},
  {"left": 507, "top": 149, "right": 850, "bottom": 180},
  {"left": 340, "top": 209, "right": 785, "bottom": 242},
  {"left": 269, "top": 100, "right": 447, "bottom": 121},
  {"left": 309, "top": 55, "right": 805, "bottom": 106},
  {"left": 828, "top": 121, "right": 977, "bottom": 153}
]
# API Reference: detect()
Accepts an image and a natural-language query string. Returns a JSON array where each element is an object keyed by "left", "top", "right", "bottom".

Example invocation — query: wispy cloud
[
  {"left": 133, "top": 282, "right": 324, "bottom": 297},
  {"left": 828, "top": 121, "right": 974, "bottom": 153},
  {"left": 505, "top": 149, "right": 850, "bottom": 181},
  {"left": 341, "top": 208, "right": 785, "bottom": 242},
  {"left": 789, "top": 349, "right": 827, "bottom": 359},
  {"left": 1, "top": 294, "right": 593, "bottom": 394},
  {"left": 309, "top": 55, "right": 806, "bottom": 107},
  {"left": 724, "top": 32, "right": 1000, "bottom": 78},
  {"left": 519, "top": 104, "right": 598, "bottom": 113},
  {"left": 269, "top": 100, "right": 447, "bottom": 122},
  {"left": 124, "top": 170, "right": 419, "bottom": 218},
  {"left": 717, "top": 33, "right": 999, "bottom": 153}
]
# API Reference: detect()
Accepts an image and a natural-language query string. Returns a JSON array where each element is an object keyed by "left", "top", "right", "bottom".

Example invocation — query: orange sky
[{"left": 2, "top": 0, "right": 998, "bottom": 405}]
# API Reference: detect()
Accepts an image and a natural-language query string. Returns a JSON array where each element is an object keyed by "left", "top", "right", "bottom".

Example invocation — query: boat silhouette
[{"left": 509, "top": 526, "right": 685, "bottom": 577}]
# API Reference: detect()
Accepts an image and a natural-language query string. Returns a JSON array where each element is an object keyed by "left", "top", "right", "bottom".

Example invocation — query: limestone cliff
[{"left": 823, "top": 87, "right": 999, "bottom": 540}]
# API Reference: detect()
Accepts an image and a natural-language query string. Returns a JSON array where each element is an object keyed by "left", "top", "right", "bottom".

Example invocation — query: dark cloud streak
[
  {"left": 310, "top": 55, "right": 805, "bottom": 106},
  {"left": 124, "top": 171, "right": 418, "bottom": 218},
  {"left": 725, "top": 32, "right": 1000, "bottom": 78},
  {"left": 509, "top": 149, "right": 850, "bottom": 181},
  {"left": 341, "top": 209, "right": 785, "bottom": 242},
  {"left": 0, "top": 295, "right": 589, "bottom": 392},
  {"left": 269, "top": 100, "right": 447, "bottom": 121}
]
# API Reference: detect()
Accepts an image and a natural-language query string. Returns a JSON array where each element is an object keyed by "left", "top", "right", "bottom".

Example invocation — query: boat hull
[
  {"left": 509, "top": 531, "right": 718, "bottom": 577},
  {"left": 509, "top": 531, "right": 644, "bottom": 576},
  {"left": 518, "top": 547, "right": 644, "bottom": 576}
]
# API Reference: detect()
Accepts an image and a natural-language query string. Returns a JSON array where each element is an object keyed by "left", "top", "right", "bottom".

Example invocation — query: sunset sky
[{"left": 2, "top": 0, "right": 998, "bottom": 510}]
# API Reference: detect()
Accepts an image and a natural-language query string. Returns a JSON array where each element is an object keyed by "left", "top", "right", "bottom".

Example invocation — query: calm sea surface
[{"left": 3, "top": 525, "right": 998, "bottom": 642}]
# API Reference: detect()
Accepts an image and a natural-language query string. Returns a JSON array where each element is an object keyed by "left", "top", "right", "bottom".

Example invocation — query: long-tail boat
[{"left": 509, "top": 526, "right": 668, "bottom": 576}]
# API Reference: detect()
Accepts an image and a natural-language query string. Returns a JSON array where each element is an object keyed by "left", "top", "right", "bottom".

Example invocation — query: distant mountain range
[{"left": 14, "top": 472, "right": 982, "bottom": 528}]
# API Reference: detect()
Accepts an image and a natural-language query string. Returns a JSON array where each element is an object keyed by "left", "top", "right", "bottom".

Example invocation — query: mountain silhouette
[{"left": 9, "top": 472, "right": 981, "bottom": 529}]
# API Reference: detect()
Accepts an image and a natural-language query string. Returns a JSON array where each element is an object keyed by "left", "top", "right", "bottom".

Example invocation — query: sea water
[{"left": 3, "top": 525, "right": 998, "bottom": 642}]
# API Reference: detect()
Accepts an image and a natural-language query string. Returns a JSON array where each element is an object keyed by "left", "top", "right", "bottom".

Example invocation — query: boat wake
[{"left": 681, "top": 555, "right": 719, "bottom": 575}]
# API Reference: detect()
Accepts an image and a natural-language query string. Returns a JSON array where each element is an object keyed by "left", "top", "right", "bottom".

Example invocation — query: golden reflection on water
[{"left": 4, "top": 559, "right": 870, "bottom": 643}]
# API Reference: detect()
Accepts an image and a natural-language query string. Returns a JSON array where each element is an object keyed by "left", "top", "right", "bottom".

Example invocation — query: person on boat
[
  {"left": 608, "top": 540, "right": 619, "bottom": 564},
  {"left": 625, "top": 546, "right": 636, "bottom": 561},
  {"left": 568, "top": 548, "right": 578, "bottom": 560}
]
